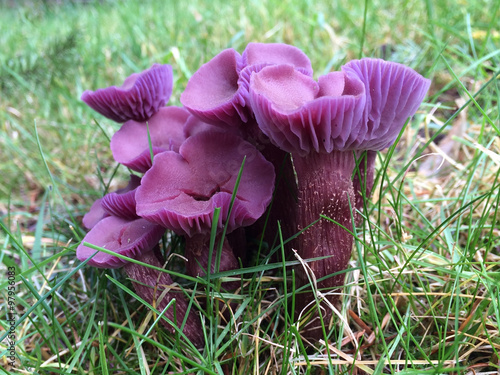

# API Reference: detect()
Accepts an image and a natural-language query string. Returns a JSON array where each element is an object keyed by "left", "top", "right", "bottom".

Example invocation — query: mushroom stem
[
  {"left": 242, "top": 121, "right": 298, "bottom": 253},
  {"left": 123, "top": 250, "right": 204, "bottom": 347},
  {"left": 258, "top": 145, "right": 298, "bottom": 251},
  {"left": 292, "top": 150, "right": 356, "bottom": 340}
]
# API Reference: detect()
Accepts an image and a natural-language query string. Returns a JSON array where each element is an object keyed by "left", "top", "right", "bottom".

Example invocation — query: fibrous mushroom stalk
[
  {"left": 293, "top": 150, "right": 356, "bottom": 340},
  {"left": 241, "top": 120, "right": 298, "bottom": 252},
  {"left": 123, "top": 250, "right": 204, "bottom": 348}
]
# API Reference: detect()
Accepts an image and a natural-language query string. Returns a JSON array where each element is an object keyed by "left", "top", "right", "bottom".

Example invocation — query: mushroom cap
[
  {"left": 180, "top": 49, "right": 248, "bottom": 126},
  {"left": 238, "top": 42, "right": 313, "bottom": 95},
  {"left": 135, "top": 131, "right": 275, "bottom": 237},
  {"left": 341, "top": 58, "right": 431, "bottom": 150},
  {"left": 110, "top": 106, "right": 188, "bottom": 172},
  {"left": 180, "top": 43, "right": 313, "bottom": 128},
  {"left": 249, "top": 59, "right": 430, "bottom": 155},
  {"left": 82, "top": 198, "right": 109, "bottom": 229},
  {"left": 81, "top": 64, "right": 173, "bottom": 123},
  {"left": 76, "top": 216, "right": 165, "bottom": 268},
  {"left": 101, "top": 174, "right": 141, "bottom": 219},
  {"left": 249, "top": 64, "right": 366, "bottom": 156},
  {"left": 241, "top": 42, "right": 313, "bottom": 72}
]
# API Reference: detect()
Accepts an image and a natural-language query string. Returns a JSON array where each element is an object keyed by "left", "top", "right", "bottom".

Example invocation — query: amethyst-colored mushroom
[
  {"left": 81, "top": 64, "right": 173, "bottom": 123},
  {"left": 135, "top": 131, "right": 275, "bottom": 235},
  {"left": 82, "top": 175, "right": 140, "bottom": 229},
  {"left": 181, "top": 43, "right": 311, "bottom": 248},
  {"left": 77, "top": 216, "right": 164, "bottom": 268},
  {"left": 110, "top": 106, "right": 188, "bottom": 173},
  {"left": 249, "top": 58, "right": 430, "bottom": 340},
  {"left": 76, "top": 215, "right": 205, "bottom": 347},
  {"left": 180, "top": 43, "right": 313, "bottom": 128},
  {"left": 135, "top": 131, "right": 275, "bottom": 289}
]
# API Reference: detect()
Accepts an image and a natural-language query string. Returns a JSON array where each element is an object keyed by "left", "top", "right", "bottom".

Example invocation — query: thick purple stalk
[
  {"left": 258, "top": 143, "right": 298, "bottom": 251},
  {"left": 242, "top": 121, "right": 298, "bottom": 252},
  {"left": 292, "top": 150, "right": 356, "bottom": 340},
  {"left": 123, "top": 251, "right": 204, "bottom": 347},
  {"left": 352, "top": 150, "right": 377, "bottom": 225}
]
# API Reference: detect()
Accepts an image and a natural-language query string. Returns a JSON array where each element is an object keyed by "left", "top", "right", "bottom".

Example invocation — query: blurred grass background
[
  {"left": 1, "top": 0, "right": 499, "bottom": 373},
  {"left": 1, "top": 0, "right": 495, "bottom": 203}
]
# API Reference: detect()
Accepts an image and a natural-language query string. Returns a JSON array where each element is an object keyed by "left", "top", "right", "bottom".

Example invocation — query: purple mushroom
[
  {"left": 82, "top": 175, "right": 141, "bottom": 229},
  {"left": 76, "top": 215, "right": 205, "bottom": 347},
  {"left": 110, "top": 106, "right": 188, "bottom": 173},
  {"left": 135, "top": 131, "right": 275, "bottom": 290},
  {"left": 180, "top": 43, "right": 312, "bottom": 248},
  {"left": 81, "top": 64, "right": 173, "bottom": 123},
  {"left": 77, "top": 216, "right": 164, "bottom": 269},
  {"left": 249, "top": 58, "right": 430, "bottom": 340},
  {"left": 180, "top": 43, "right": 313, "bottom": 127}
]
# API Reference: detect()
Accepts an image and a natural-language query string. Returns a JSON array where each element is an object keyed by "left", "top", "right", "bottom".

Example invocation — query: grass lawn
[{"left": 1, "top": 0, "right": 499, "bottom": 373}]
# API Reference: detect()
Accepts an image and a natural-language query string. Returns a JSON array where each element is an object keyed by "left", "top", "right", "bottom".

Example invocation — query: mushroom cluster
[
  {"left": 78, "top": 64, "right": 275, "bottom": 347},
  {"left": 77, "top": 44, "right": 430, "bottom": 346}
]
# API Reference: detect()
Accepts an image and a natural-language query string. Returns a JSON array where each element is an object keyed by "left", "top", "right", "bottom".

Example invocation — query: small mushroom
[
  {"left": 181, "top": 43, "right": 312, "bottom": 248},
  {"left": 81, "top": 64, "right": 173, "bottom": 123},
  {"left": 135, "top": 131, "right": 275, "bottom": 236},
  {"left": 76, "top": 216, "right": 205, "bottom": 347},
  {"left": 77, "top": 216, "right": 164, "bottom": 268},
  {"left": 82, "top": 175, "right": 141, "bottom": 228},
  {"left": 180, "top": 43, "right": 313, "bottom": 128},
  {"left": 135, "top": 131, "right": 275, "bottom": 291},
  {"left": 249, "top": 59, "right": 430, "bottom": 340}
]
